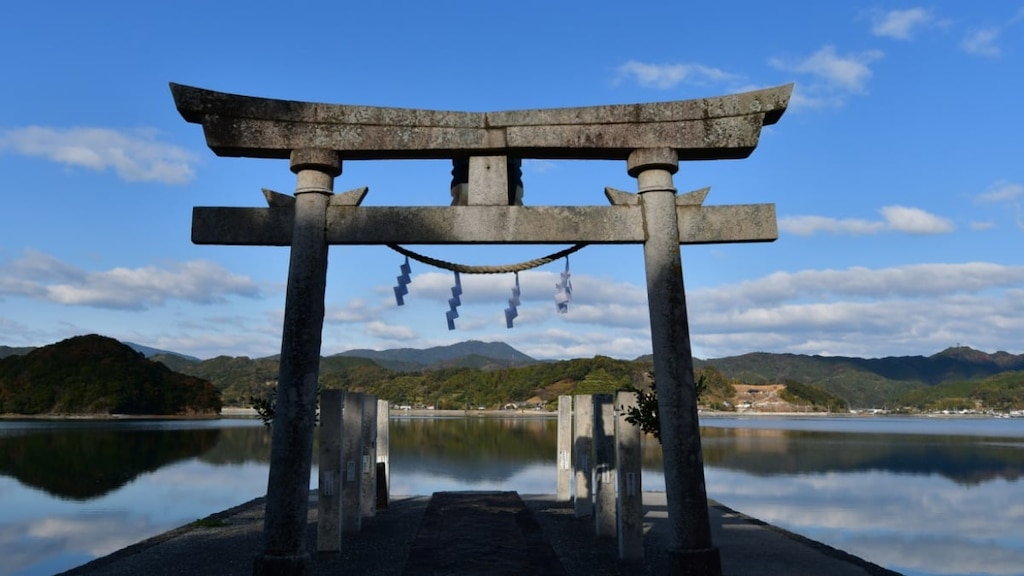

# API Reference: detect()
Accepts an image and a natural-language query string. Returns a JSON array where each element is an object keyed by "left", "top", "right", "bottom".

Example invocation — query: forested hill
[
  {"left": 0, "top": 335, "right": 221, "bottom": 416},
  {"left": 335, "top": 340, "right": 535, "bottom": 371},
  {"left": 4, "top": 337, "right": 1023, "bottom": 411},
  {"left": 691, "top": 346, "right": 1024, "bottom": 407}
]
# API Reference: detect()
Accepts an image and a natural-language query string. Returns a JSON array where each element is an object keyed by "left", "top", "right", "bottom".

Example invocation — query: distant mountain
[
  {"left": 149, "top": 353, "right": 202, "bottom": 372},
  {"left": 0, "top": 346, "right": 35, "bottom": 360},
  {"left": 125, "top": 342, "right": 201, "bottom": 363},
  {"left": 0, "top": 342, "right": 202, "bottom": 363},
  {"left": 5, "top": 334, "right": 1022, "bottom": 411},
  {"left": 0, "top": 334, "right": 221, "bottom": 416},
  {"left": 335, "top": 340, "right": 537, "bottom": 371},
  {"left": 693, "top": 346, "right": 1024, "bottom": 408}
]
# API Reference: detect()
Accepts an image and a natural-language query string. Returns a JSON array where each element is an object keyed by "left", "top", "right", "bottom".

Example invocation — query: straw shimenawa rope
[{"left": 386, "top": 243, "right": 586, "bottom": 274}]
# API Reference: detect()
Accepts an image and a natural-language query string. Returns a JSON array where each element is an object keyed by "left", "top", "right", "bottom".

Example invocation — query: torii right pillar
[{"left": 632, "top": 148, "right": 720, "bottom": 575}]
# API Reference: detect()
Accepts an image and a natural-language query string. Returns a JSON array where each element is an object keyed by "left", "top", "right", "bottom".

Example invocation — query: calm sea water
[{"left": 0, "top": 415, "right": 1021, "bottom": 576}]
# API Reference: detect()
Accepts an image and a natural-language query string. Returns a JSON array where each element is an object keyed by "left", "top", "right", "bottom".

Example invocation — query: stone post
[
  {"left": 317, "top": 389, "right": 343, "bottom": 554},
  {"left": 593, "top": 393, "right": 617, "bottom": 538},
  {"left": 616, "top": 389, "right": 643, "bottom": 561},
  {"left": 631, "top": 148, "right": 721, "bottom": 575},
  {"left": 341, "top": 391, "right": 364, "bottom": 535},
  {"left": 255, "top": 149, "right": 339, "bottom": 576},
  {"left": 573, "top": 394, "right": 594, "bottom": 518},
  {"left": 377, "top": 398, "right": 390, "bottom": 508},
  {"left": 468, "top": 156, "right": 511, "bottom": 205},
  {"left": 360, "top": 395, "right": 378, "bottom": 518},
  {"left": 556, "top": 395, "right": 572, "bottom": 502}
]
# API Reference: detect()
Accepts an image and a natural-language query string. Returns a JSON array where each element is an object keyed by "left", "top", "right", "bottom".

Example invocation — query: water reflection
[
  {"left": 705, "top": 469, "right": 1024, "bottom": 576},
  {"left": 0, "top": 422, "right": 222, "bottom": 499},
  {"left": 700, "top": 427, "right": 1024, "bottom": 485},
  {"left": 692, "top": 420, "right": 1024, "bottom": 576},
  {"left": 2, "top": 416, "right": 1022, "bottom": 576},
  {"left": 0, "top": 421, "right": 273, "bottom": 576},
  {"left": 389, "top": 416, "right": 555, "bottom": 484}
]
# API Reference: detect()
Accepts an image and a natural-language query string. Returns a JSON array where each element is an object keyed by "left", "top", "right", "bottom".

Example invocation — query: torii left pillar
[{"left": 254, "top": 149, "right": 340, "bottom": 576}]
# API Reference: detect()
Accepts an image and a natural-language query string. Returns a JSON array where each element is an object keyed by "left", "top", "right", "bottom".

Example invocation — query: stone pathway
[{"left": 403, "top": 491, "right": 565, "bottom": 575}]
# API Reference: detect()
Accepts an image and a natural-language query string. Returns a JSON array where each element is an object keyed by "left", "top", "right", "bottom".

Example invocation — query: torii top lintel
[{"left": 170, "top": 83, "right": 792, "bottom": 162}]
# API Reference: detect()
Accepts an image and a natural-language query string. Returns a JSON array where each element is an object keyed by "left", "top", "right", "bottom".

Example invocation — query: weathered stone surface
[
  {"left": 254, "top": 162, "right": 334, "bottom": 575},
  {"left": 593, "top": 394, "right": 616, "bottom": 538},
  {"left": 340, "top": 392, "right": 364, "bottom": 536},
  {"left": 615, "top": 389, "right": 644, "bottom": 562},
  {"left": 359, "top": 395, "right": 377, "bottom": 519},
  {"left": 192, "top": 204, "right": 776, "bottom": 245},
  {"left": 467, "top": 156, "right": 511, "bottom": 205},
  {"left": 289, "top": 149, "right": 341, "bottom": 177},
  {"left": 170, "top": 83, "right": 791, "bottom": 161},
  {"left": 317, "top": 390, "right": 343, "bottom": 554},
  {"left": 573, "top": 395, "right": 594, "bottom": 519},
  {"left": 376, "top": 399, "right": 390, "bottom": 507},
  {"left": 628, "top": 148, "right": 679, "bottom": 177},
  {"left": 556, "top": 396, "right": 572, "bottom": 502},
  {"left": 636, "top": 159, "right": 719, "bottom": 570}
]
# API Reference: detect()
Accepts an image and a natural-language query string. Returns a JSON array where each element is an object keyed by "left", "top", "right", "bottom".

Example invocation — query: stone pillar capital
[
  {"left": 628, "top": 149, "right": 678, "bottom": 194},
  {"left": 290, "top": 149, "right": 342, "bottom": 176},
  {"left": 290, "top": 149, "right": 341, "bottom": 195},
  {"left": 627, "top": 148, "right": 678, "bottom": 177}
]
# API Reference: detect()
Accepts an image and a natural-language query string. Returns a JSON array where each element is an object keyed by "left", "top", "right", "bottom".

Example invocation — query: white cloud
[
  {"left": 0, "top": 126, "right": 197, "bottom": 184},
  {"left": 871, "top": 8, "right": 936, "bottom": 40},
  {"left": 346, "top": 259, "right": 1024, "bottom": 361},
  {"left": 977, "top": 181, "right": 1024, "bottom": 203},
  {"left": 614, "top": 60, "right": 738, "bottom": 89},
  {"left": 970, "top": 221, "right": 996, "bottom": 231},
  {"left": 706, "top": 263, "right": 1024, "bottom": 304},
  {"left": 785, "top": 86, "right": 847, "bottom": 110},
  {"left": 0, "top": 250, "right": 260, "bottom": 310},
  {"left": 688, "top": 263, "right": 1024, "bottom": 358},
  {"left": 326, "top": 298, "right": 377, "bottom": 323},
  {"left": 22, "top": 257, "right": 1022, "bottom": 362},
  {"left": 962, "top": 28, "right": 1001, "bottom": 57},
  {"left": 780, "top": 206, "right": 953, "bottom": 236},
  {"left": 771, "top": 46, "right": 883, "bottom": 94},
  {"left": 507, "top": 327, "right": 652, "bottom": 360},
  {"left": 148, "top": 329, "right": 282, "bottom": 360},
  {"left": 778, "top": 215, "right": 884, "bottom": 236},
  {"left": 557, "top": 302, "right": 650, "bottom": 329},
  {"left": 879, "top": 205, "right": 955, "bottom": 234},
  {"left": 708, "top": 469, "right": 1024, "bottom": 575},
  {"left": 364, "top": 321, "right": 417, "bottom": 340}
]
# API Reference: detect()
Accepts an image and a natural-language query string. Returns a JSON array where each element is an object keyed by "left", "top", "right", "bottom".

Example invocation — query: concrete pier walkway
[{"left": 61, "top": 491, "right": 901, "bottom": 576}]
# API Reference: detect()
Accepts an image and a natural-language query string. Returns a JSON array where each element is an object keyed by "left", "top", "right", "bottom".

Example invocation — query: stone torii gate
[{"left": 171, "top": 82, "right": 791, "bottom": 576}]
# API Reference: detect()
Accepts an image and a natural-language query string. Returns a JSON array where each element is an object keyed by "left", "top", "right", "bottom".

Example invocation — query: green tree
[{"left": 622, "top": 371, "right": 707, "bottom": 444}]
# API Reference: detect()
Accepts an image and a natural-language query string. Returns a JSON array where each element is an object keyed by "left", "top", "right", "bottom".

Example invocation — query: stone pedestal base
[
  {"left": 669, "top": 547, "right": 722, "bottom": 576},
  {"left": 252, "top": 553, "right": 311, "bottom": 576}
]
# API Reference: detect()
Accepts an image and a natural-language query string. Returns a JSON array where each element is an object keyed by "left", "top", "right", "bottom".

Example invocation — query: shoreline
[
  {"left": 3, "top": 406, "right": 1016, "bottom": 421},
  {"left": 0, "top": 412, "right": 222, "bottom": 421}
]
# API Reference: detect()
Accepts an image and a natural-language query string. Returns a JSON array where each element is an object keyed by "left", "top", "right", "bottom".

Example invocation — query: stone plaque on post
[
  {"left": 317, "top": 389, "right": 343, "bottom": 554},
  {"left": 377, "top": 398, "right": 390, "bottom": 509},
  {"left": 616, "top": 389, "right": 644, "bottom": 561},
  {"left": 360, "top": 394, "right": 378, "bottom": 519},
  {"left": 593, "top": 393, "right": 616, "bottom": 538},
  {"left": 573, "top": 394, "right": 594, "bottom": 518},
  {"left": 556, "top": 395, "right": 573, "bottom": 502},
  {"left": 341, "top": 391, "right": 364, "bottom": 535}
]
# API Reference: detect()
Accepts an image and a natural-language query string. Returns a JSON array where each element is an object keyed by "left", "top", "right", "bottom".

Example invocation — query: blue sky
[{"left": 1, "top": 2, "right": 1022, "bottom": 361}]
